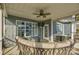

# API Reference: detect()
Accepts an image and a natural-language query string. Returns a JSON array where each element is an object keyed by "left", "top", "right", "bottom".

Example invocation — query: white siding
[
  {"left": 0, "top": 9, "right": 2, "bottom": 41},
  {"left": 5, "top": 18, "right": 16, "bottom": 42},
  {"left": 5, "top": 25, "right": 16, "bottom": 41},
  {"left": 51, "top": 20, "right": 54, "bottom": 42}
]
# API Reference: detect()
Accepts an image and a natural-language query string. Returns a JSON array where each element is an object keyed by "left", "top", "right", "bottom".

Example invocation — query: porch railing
[{"left": 16, "top": 36, "right": 74, "bottom": 55}]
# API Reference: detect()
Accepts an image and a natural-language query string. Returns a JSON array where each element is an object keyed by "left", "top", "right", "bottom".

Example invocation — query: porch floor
[
  {"left": 3, "top": 46, "right": 19, "bottom": 55},
  {"left": 2, "top": 43, "right": 79, "bottom": 55}
]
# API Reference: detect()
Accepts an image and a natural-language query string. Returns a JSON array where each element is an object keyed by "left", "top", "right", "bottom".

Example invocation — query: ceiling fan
[{"left": 33, "top": 9, "right": 51, "bottom": 18}]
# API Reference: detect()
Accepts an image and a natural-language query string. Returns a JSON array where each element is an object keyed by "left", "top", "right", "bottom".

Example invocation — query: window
[
  {"left": 45, "top": 26, "right": 48, "bottom": 37},
  {"left": 25, "top": 22, "right": 32, "bottom": 36},
  {"left": 33, "top": 23, "right": 38, "bottom": 36},
  {"left": 56, "top": 22, "right": 63, "bottom": 34},
  {"left": 16, "top": 21, "right": 25, "bottom": 37},
  {"left": 64, "top": 23, "right": 72, "bottom": 35},
  {"left": 16, "top": 20, "right": 38, "bottom": 37},
  {"left": 43, "top": 24, "right": 49, "bottom": 39}
]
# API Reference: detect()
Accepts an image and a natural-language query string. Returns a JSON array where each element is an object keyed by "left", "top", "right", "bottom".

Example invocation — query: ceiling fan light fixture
[{"left": 33, "top": 9, "right": 51, "bottom": 18}]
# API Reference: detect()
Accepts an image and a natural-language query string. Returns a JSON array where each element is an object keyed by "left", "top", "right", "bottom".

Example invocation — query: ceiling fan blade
[
  {"left": 33, "top": 13, "right": 39, "bottom": 15},
  {"left": 37, "top": 15, "right": 41, "bottom": 17},
  {"left": 44, "top": 13, "right": 51, "bottom": 15}
]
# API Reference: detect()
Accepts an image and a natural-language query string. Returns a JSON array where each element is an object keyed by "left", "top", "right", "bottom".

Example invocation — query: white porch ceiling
[{"left": 5, "top": 3, "right": 79, "bottom": 21}]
